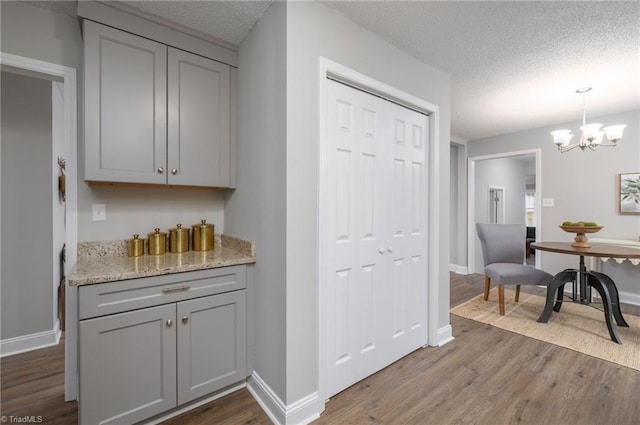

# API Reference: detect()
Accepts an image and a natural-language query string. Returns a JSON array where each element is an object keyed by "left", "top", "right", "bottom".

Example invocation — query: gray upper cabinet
[
  {"left": 84, "top": 20, "right": 235, "bottom": 188},
  {"left": 168, "top": 48, "right": 231, "bottom": 187},
  {"left": 84, "top": 20, "right": 167, "bottom": 185}
]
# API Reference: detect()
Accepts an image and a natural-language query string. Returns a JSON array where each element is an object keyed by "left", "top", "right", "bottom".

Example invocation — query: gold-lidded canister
[
  {"left": 169, "top": 224, "right": 190, "bottom": 253},
  {"left": 147, "top": 228, "right": 167, "bottom": 255},
  {"left": 192, "top": 219, "right": 215, "bottom": 251},
  {"left": 127, "top": 234, "right": 144, "bottom": 257}
]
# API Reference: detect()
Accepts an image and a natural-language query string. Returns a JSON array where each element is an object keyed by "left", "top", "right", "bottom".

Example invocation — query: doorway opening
[
  {"left": 0, "top": 52, "right": 78, "bottom": 400},
  {"left": 467, "top": 149, "right": 541, "bottom": 275}
]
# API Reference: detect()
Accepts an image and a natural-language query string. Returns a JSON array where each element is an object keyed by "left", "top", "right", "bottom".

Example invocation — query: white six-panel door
[{"left": 324, "top": 79, "right": 429, "bottom": 398}]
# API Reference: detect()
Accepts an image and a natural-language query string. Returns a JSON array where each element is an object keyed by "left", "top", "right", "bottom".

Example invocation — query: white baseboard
[
  {"left": 432, "top": 324, "right": 454, "bottom": 347},
  {"left": 591, "top": 289, "right": 640, "bottom": 307},
  {"left": 247, "top": 372, "right": 322, "bottom": 425},
  {"left": 1, "top": 320, "right": 61, "bottom": 357},
  {"left": 619, "top": 290, "right": 640, "bottom": 306},
  {"left": 449, "top": 264, "right": 468, "bottom": 275}
]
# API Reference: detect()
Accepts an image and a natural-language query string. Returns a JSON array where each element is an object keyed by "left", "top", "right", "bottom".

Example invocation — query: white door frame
[
  {"left": 467, "top": 149, "right": 541, "bottom": 274},
  {"left": 52, "top": 80, "right": 65, "bottom": 339},
  {"left": 0, "top": 52, "right": 78, "bottom": 401},
  {"left": 318, "top": 57, "right": 441, "bottom": 405}
]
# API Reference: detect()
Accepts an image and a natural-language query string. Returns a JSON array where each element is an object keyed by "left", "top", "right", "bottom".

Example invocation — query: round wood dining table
[{"left": 531, "top": 241, "right": 640, "bottom": 344}]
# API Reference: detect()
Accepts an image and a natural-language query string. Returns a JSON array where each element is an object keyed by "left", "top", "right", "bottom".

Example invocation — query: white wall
[
  {"left": 226, "top": 0, "right": 287, "bottom": 402},
  {"left": 1, "top": 71, "right": 54, "bottom": 340},
  {"left": 468, "top": 109, "right": 640, "bottom": 297},
  {"left": 286, "top": 1, "right": 451, "bottom": 405}
]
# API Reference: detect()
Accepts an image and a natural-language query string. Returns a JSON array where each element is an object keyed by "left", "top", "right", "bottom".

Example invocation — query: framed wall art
[{"left": 619, "top": 172, "right": 640, "bottom": 215}]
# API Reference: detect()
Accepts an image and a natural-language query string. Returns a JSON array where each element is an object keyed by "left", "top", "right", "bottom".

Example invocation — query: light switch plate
[
  {"left": 92, "top": 204, "right": 106, "bottom": 221},
  {"left": 542, "top": 198, "right": 555, "bottom": 207}
]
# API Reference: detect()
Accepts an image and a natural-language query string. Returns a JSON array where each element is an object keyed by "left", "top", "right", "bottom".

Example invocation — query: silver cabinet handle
[
  {"left": 378, "top": 248, "right": 385, "bottom": 255},
  {"left": 182, "top": 316, "right": 189, "bottom": 324},
  {"left": 171, "top": 168, "right": 178, "bottom": 175},
  {"left": 166, "top": 319, "right": 172, "bottom": 327},
  {"left": 162, "top": 285, "right": 190, "bottom": 294},
  {"left": 388, "top": 246, "right": 394, "bottom": 253},
  {"left": 157, "top": 167, "right": 165, "bottom": 174}
]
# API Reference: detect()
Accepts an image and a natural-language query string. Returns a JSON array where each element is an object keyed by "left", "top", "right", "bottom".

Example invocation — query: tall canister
[
  {"left": 192, "top": 219, "right": 215, "bottom": 251},
  {"left": 147, "top": 228, "right": 167, "bottom": 255},
  {"left": 127, "top": 234, "right": 144, "bottom": 257},
  {"left": 169, "top": 224, "right": 190, "bottom": 253}
]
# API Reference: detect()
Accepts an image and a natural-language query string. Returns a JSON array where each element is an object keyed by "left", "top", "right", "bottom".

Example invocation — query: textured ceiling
[
  {"left": 321, "top": 1, "right": 640, "bottom": 141},
  {"left": 23, "top": 1, "right": 640, "bottom": 141},
  {"left": 121, "top": 1, "right": 272, "bottom": 46}
]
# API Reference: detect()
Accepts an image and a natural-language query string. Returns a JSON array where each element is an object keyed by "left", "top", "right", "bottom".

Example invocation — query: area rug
[{"left": 450, "top": 288, "right": 640, "bottom": 371}]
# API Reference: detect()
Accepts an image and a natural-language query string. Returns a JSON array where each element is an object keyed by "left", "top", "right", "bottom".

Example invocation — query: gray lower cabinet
[
  {"left": 177, "top": 291, "right": 246, "bottom": 404},
  {"left": 79, "top": 304, "right": 177, "bottom": 425},
  {"left": 78, "top": 267, "right": 247, "bottom": 425}
]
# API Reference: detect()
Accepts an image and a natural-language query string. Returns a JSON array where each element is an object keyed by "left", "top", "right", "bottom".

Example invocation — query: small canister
[
  {"left": 147, "top": 228, "right": 167, "bottom": 255},
  {"left": 127, "top": 234, "right": 144, "bottom": 257},
  {"left": 192, "top": 219, "right": 215, "bottom": 251},
  {"left": 169, "top": 224, "right": 190, "bottom": 253}
]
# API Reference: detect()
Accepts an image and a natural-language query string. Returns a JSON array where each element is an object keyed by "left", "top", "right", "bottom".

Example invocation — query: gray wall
[
  {"left": 78, "top": 185, "right": 225, "bottom": 242},
  {"left": 468, "top": 109, "right": 640, "bottom": 296},
  {"left": 225, "top": 0, "right": 287, "bottom": 402},
  {"left": 1, "top": 71, "right": 54, "bottom": 339},
  {"left": 0, "top": 1, "right": 82, "bottom": 70},
  {"left": 285, "top": 1, "right": 451, "bottom": 403}
]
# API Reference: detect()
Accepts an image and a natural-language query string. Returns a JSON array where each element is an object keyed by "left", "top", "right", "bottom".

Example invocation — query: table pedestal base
[{"left": 537, "top": 269, "right": 629, "bottom": 344}]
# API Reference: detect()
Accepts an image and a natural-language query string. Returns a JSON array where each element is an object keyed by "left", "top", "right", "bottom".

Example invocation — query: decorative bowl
[{"left": 559, "top": 225, "right": 603, "bottom": 248}]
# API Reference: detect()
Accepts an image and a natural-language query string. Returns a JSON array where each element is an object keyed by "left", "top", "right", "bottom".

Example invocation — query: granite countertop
[{"left": 69, "top": 234, "right": 256, "bottom": 286}]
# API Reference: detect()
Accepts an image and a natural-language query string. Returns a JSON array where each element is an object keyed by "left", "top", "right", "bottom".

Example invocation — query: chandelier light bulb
[
  {"left": 603, "top": 124, "right": 626, "bottom": 143},
  {"left": 550, "top": 129, "right": 573, "bottom": 147},
  {"left": 580, "top": 123, "right": 603, "bottom": 142}
]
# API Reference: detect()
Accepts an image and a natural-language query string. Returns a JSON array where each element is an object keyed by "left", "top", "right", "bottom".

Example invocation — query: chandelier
[{"left": 551, "top": 87, "right": 626, "bottom": 153}]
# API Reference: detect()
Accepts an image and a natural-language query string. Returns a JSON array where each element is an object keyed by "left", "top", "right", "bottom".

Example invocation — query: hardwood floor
[{"left": 2, "top": 272, "right": 639, "bottom": 425}]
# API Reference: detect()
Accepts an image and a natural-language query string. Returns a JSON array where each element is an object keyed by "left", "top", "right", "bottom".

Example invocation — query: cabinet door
[
  {"left": 168, "top": 48, "right": 231, "bottom": 187},
  {"left": 84, "top": 21, "right": 167, "bottom": 184},
  {"left": 177, "top": 290, "right": 246, "bottom": 404},
  {"left": 79, "top": 304, "right": 176, "bottom": 425}
]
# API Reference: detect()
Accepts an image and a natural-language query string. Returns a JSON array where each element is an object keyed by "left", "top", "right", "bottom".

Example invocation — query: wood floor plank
[{"left": 1, "top": 272, "right": 638, "bottom": 425}]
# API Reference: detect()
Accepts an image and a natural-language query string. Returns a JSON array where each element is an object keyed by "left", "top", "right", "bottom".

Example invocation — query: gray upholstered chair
[{"left": 476, "top": 223, "right": 552, "bottom": 315}]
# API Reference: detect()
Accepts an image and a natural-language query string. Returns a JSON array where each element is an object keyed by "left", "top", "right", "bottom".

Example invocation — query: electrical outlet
[
  {"left": 92, "top": 204, "right": 106, "bottom": 221},
  {"left": 542, "top": 198, "right": 555, "bottom": 207}
]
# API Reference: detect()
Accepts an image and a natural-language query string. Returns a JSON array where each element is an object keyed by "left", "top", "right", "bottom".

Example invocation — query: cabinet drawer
[{"left": 79, "top": 266, "right": 246, "bottom": 319}]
